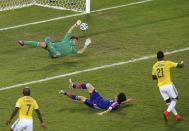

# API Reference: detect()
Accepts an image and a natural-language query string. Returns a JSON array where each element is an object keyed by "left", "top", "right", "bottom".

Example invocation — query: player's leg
[
  {"left": 59, "top": 90, "right": 88, "bottom": 101},
  {"left": 68, "top": 79, "right": 95, "bottom": 94},
  {"left": 159, "top": 87, "right": 170, "bottom": 121},
  {"left": 59, "top": 90, "right": 79, "bottom": 100},
  {"left": 167, "top": 85, "right": 181, "bottom": 121},
  {"left": 18, "top": 40, "right": 46, "bottom": 48},
  {"left": 59, "top": 90, "right": 94, "bottom": 108},
  {"left": 24, "top": 119, "right": 33, "bottom": 131},
  {"left": 11, "top": 118, "right": 24, "bottom": 131},
  {"left": 18, "top": 37, "right": 51, "bottom": 48},
  {"left": 68, "top": 79, "right": 87, "bottom": 89}
]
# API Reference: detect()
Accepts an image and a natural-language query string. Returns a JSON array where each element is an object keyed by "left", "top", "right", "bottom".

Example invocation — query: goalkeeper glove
[
  {"left": 84, "top": 38, "right": 91, "bottom": 48},
  {"left": 75, "top": 20, "right": 81, "bottom": 27}
]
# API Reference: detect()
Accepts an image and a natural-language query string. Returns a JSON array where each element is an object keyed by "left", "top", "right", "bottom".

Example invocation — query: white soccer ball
[{"left": 80, "top": 23, "right": 88, "bottom": 31}]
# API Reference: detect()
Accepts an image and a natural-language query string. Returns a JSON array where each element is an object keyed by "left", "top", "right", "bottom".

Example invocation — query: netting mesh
[
  {"left": 35, "top": 0, "right": 86, "bottom": 12},
  {"left": 0, "top": 0, "right": 33, "bottom": 11},
  {"left": 0, "top": 0, "right": 86, "bottom": 12}
]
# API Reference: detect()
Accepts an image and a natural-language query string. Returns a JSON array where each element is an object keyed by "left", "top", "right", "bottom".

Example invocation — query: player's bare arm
[
  {"left": 121, "top": 98, "right": 133, "bottom": 104},
  {"left": 6, "top": 107, "right": 19, "bottom": 125},
  {"left": 97, "top": 109, "right": 111, "bottom": 116},
  {"left": 177, "top": 61, "right": 184, "bottom": 68},
  {"left": 35, "top": 109, "right": 47, "bottom": 129}
]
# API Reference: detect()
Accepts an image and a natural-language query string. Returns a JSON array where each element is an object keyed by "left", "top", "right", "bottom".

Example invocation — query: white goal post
[{"left": 0, "top": 0, "right": 90, "bottom": 13}]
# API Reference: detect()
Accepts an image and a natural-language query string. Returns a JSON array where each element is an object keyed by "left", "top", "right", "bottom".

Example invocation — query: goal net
[{"left": 0, "top": 0, "right": 90, "bottom": 13}]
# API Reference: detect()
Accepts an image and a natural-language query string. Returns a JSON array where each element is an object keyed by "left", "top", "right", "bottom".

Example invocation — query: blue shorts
[{"left": 84, "top": 90, "right": 102, "bottom": 108}]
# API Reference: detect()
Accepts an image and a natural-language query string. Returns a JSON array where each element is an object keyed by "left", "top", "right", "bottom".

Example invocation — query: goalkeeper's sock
[
  {"left": 25, "top": 41, "right": 39, "bottom": 47},
  {"left": 64, "top": 92, "right": 78, "bottom": 100},
  {"left": 71, "top": 83, "right": 87, "bottom": 89}
]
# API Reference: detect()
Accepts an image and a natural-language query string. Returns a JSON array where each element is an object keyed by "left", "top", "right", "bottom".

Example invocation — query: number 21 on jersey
[{"left": 157, "top": 68, "right": 164, "bottom": 78}]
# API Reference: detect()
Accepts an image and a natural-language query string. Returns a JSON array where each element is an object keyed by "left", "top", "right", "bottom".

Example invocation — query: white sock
[
  {"left": 166, "top": 103, "right": 178, "bottom": 116},
  {"left": 171, "top": 108, "right": 178, "bottom": 116},
  {"left": 167, "top": 99, "right": 177, "bottom": 112}
]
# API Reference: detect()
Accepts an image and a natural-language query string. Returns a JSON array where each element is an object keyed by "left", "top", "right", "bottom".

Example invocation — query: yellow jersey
[
  {"left": 152, "top": 60, "right": 177, "bottom": 87},
  {"left": 15, "top": 96, "right": 39, "bottom": 119}
]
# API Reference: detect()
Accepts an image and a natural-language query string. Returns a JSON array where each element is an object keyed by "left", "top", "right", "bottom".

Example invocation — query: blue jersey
[{"left": 84, "top": 90, "right": 120, "bottom": 111}]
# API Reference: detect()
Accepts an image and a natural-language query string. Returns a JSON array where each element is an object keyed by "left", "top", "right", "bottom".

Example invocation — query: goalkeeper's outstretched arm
[
  {"left": 68, "top": 20, "right": 81, "bottom": 33},
  {"left": 77, "top": 38, "right": 91, "bottom": 54}
]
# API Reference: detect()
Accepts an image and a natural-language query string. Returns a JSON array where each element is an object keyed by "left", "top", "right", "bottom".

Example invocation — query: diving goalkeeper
[{"left": 17, "top": 20, "right": 91, "bottom": 58}]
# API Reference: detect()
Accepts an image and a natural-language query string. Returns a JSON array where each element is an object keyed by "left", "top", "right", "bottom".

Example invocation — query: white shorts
[
  {"left": 159, "top": 84, "right": 178, "bottom": 101},
  {"left": 11, "top": 118, "right": 33, "bottom": 131}
]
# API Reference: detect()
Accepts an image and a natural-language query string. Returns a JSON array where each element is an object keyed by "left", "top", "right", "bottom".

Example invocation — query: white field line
[
  {"left": 0, "top": 0, "right": 153, "bottom": 31},
  {"left": 0, "top": 47, "right": 188, "bottom": 91}
]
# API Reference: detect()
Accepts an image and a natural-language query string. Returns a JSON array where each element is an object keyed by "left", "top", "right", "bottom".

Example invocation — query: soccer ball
[{"left": 80, "top": 23, "right": 88, "bottom": 31}]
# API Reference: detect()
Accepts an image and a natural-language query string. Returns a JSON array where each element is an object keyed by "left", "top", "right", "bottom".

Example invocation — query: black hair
[
  {"left": 70, "top": 36, "right": 78, "bottom": 40},
  {"left": 117, "top": 92, "right": 126, "bottom": 104},
  {"left": 23, "top": 87, "right": 31, "bottom": 96},
  {"left": 157, "top": 51, "right": 164, "bottom": 60}
]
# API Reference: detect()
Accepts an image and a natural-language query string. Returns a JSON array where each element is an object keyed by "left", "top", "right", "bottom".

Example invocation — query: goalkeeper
[{"left": 17, "top": 20, "right": 91, "bottom": 58}]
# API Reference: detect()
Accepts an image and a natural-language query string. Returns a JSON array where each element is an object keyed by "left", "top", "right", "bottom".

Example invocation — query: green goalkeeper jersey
[{"left": 47, "top": 33, "right": 79, "bottom": 58}]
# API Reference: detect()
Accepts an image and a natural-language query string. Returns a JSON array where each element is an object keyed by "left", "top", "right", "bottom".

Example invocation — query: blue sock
[{"left": 72, "top": 83, "right": 87, "bottom": 89}]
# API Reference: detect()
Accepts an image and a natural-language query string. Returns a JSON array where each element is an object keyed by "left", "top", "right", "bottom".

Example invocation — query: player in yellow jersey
[
  {"left": 152, "top": 51, "right": 184, "bottom": 121},
  {"left": 6, "top": 87, "right": 46, "bottom": 131}
]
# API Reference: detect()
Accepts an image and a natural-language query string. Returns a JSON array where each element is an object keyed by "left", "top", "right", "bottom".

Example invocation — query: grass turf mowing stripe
[
  {"left": 0, "top": 0, "right": 153, "bottom": 31},
  {"left": 0, "top": 47, "right": 188, "bottom": 91}
]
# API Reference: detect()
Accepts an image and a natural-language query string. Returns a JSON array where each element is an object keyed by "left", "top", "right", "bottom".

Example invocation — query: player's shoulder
[
  {"left": 28, "top": 96, "right": 37, "bottom": 102},
  {"left": 18, "top": 96, "right": 25, "bottom": 101},
  {"left": 23, "top": 96, "right": 37, "bottom": 102},
  {"left": 163, "top": 60, "right": 178, "bottom": 66},
  {"left": 152, "top": 61, "right": 159, "bottom": 68},
  {"left": 16, "top": 96, "right": 25, "bottom": 104}
]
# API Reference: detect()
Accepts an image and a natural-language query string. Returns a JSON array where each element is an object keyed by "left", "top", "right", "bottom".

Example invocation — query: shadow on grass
[
  {"left": 17, "top": 60, "right": 80, "bottom": 73},
  {"left": 80, "top": 14, "right": 189, "bottom": 38},
  {"left": 58, "top": 103, "right": 134, "bottom": 115},
  {"left": 58, "top": 106, "right": 95, "bottom": 114},
  {"left": 164, "top": 121, "right": 184, "bottom": 131}
]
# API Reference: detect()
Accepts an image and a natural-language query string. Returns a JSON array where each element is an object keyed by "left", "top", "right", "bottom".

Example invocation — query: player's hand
[
  {"left": 97, "top": 112, "right": 104, "bottom": 116},
  {"left": 84, "top": 38, "right": 91, "bottom": 48},
  {"left": 178, "top": 61, "right": 184, "bottom": 68},
  {"left": 125, "top": 98, "right": 133, "bottom": 103},
  {"left": 75, "top": 20, "right": 81, "bottom": 27},
  {"left": 6, "top": 119, "right": 11, "bottom": 125},
  {"left": 40, "top": 122, "right": 47, "bottom": 129}
]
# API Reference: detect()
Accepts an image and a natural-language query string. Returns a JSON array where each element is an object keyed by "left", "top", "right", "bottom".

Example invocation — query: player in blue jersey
[{"left": 59, "top": 79, "right": 132, "bottom": 115}]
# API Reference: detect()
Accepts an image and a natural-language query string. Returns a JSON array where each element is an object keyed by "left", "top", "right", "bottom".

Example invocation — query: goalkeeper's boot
[
  {"left": 68, "top": 78, "right": 74, "bottom": 89},
  {"left": 176, "top": 114, "right": 182, "bottom": 121},
  {"left": 17, "top": 40, "right": 25, "bottom": 46},
  {"left": 59, "top": 90, "right": 67, "bottom": 95},
  {"left": 163, "top": 111, "right": 169, "bottom": 121}
]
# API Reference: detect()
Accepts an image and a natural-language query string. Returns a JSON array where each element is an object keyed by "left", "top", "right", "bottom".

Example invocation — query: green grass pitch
[{"left": 0, "top": 0, "right": 189, "bottom": 130}]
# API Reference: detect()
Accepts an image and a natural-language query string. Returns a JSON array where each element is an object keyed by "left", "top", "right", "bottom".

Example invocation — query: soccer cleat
[
  {"left": 17, "top": 40, "right": 24, "bottom": 46},
  {"left": 176, "top": 115, "right": 182, "bottom": 121},
  {"left": 163, "top": 111, "right": 169, "bottom": 121},
  {"left": 59, "top": 90, "right": 67, "bottom": 95},
  {"left": 68, "top": 78, "right": 74, "bottom": 89}
]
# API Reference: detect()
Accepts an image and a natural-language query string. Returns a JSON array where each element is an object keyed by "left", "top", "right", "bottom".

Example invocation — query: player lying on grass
[
  {"left": 152, "top": 51, "right": 184, "bottom": 121},
  {"left": 17, "top": 20, "right": 91, "bottom": 58},
  {"left": 59, "top": 79, "right": 132, "bottom": 115},
  {"left": 7, "top": 87, "right": 46, "bottom": 131}
]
